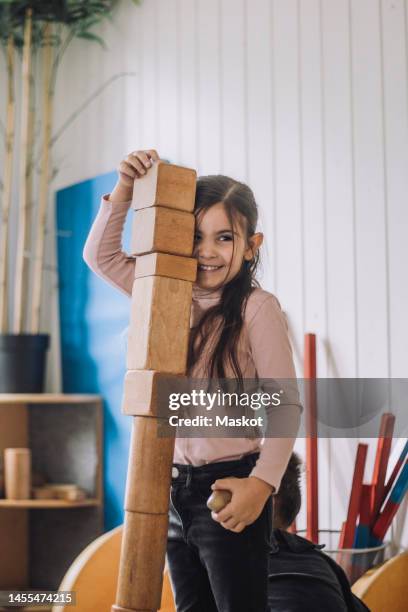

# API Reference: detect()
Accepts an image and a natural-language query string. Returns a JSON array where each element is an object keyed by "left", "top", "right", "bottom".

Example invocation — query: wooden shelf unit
[{"left": 0, "top": 394, "right": 104, "bottom": 592}]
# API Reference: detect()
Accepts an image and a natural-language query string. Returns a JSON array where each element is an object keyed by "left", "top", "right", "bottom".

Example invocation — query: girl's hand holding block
[
  {"left": 109, "top": 148, "right": 160, "bottom": 203},
  {"left": 208, "top": 476, "right": 274, "bottom": 533}
]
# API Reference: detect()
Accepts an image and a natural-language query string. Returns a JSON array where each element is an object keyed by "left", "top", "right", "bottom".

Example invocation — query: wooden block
[
  {"left": 122, "top": 370, "right": 187, "bottom": 417},
  {"left": 127, "top": 276, "right": 192, "bottom": 374},
  {"left": 207, "top": 490, "right": 232, "bottom": 512},
  {"left": 131, "top": 160, "right": 197, "bottom": 212},
  {"left": 32, "top": 484, "right": 86, "bottom": 501},
  {"left": 32, "top": 486, "right": 55, "bottom": 500},
  {"left": 116, "top": 510, "right": 169, "bottom": 611},
  {"left": 47, "top": 484, "right": 86, "bottom": 501},
  {"left": 130, "top": 206, "right": 195, "bottom": 257},
  {"left": 134, "top": 252, "right": 197, "bottom": 283},
  {"left": 124, "top": 416, "right": 175, "bottom": 513}
]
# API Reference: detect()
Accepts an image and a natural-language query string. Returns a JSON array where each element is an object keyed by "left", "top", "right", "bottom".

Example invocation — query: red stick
[
  {"left": 338, "top": 443, "right": 368, "bottom": 549},
  {"left": 338, "top": 521, "right": 347, "bottom": 548},
  {"left": 370, "top": 413, "right": 395, "bottom": 523},
  {"left": 354, "top": 484, "right": 374, "bottom": 548},
  {"left": 360, "top": 484, "right": 373, "bottom": 525},
  {"left": 372, "top": 460, "right": 408, "bottom": 542},
  {"left": 382, "top": 440, "right": 408, "bottom": 502},
  {"left": 305, "top": 333, "right": 318, "bottom": 543}
]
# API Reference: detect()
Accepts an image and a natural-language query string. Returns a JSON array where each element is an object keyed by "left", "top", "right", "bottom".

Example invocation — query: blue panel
[{"left": 56, "top": 172, "right": 131, "bottom": 531}]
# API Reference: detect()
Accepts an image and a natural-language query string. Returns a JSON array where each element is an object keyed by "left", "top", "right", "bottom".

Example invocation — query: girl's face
[{"left": 193, "top": 202, "right": 263, "bottom": 289}]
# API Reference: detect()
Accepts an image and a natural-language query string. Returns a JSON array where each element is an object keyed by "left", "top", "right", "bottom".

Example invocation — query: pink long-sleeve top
[{"left": 82, "top": 194, "right": 302, "bottom": 492}]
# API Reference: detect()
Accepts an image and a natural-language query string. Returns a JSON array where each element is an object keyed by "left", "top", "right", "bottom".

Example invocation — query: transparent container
[{"left": 296, "top": 529, "right": 389, "bottom": 584}]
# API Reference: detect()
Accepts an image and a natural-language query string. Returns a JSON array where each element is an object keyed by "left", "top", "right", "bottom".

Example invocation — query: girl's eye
[{"left": 193, "top": 234, "right": 233, "bottom": 242}]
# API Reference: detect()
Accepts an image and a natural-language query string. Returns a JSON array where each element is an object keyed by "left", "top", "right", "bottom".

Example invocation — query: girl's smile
[
  {"left": 194, "top": 201, "right": 263, "bottom": 289},
  {"left": 198, "top": 264, "right": 224, "bottom": 272}
]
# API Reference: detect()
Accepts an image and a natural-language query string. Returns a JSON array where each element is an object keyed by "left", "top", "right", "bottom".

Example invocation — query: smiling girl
[{"left": 83, "top": 149, "right": 302, "bottom": 611}]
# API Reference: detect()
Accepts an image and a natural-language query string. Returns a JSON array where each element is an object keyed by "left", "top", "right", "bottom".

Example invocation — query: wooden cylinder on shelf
[{"left": 4, "top": 448, "right": 31, "bottom": 499}]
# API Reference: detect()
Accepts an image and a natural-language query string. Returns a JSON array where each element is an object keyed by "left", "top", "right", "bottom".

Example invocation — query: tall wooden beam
[{"left": 111, "top": 161, "right": 197, "bottom": 612}]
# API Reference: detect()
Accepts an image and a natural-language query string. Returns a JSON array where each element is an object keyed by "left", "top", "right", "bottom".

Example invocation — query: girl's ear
[{"left": 244, "top": 232, "right": 264, "bottom": 261}]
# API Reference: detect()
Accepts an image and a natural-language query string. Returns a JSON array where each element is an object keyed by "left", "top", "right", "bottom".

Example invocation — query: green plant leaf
[{"left": 76, "top": 30, "right": 106, "bottom": 49}]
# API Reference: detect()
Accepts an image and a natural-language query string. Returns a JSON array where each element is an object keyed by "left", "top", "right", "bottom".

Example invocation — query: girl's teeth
[{"left": 200, "top": 265, "right": 221, "bottom": 271}]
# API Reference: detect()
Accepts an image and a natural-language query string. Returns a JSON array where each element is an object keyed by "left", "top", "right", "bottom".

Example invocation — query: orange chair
[
  {"left": 351, "top": 550, "right": 408, "bottom": 612},
  {"left": 52, "top": 525, "right": 175, "bottom": 611}
]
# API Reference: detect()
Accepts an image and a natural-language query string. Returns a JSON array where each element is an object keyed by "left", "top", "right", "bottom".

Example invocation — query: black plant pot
[{"left": 0, "top": 334, "right": 50, "bottom": 393}]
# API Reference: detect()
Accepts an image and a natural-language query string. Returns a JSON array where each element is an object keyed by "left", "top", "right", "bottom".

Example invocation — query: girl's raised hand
[
  {"left": 108, "top": 149, "right": 161, "bottom": 203},
  {"left": 117, "top": 149, "right": 160, "bottom": 188}
]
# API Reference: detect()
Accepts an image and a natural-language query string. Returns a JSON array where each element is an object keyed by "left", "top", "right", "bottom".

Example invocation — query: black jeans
[{"left": 166, "top": 452, "right": 274, "bottom": 612}]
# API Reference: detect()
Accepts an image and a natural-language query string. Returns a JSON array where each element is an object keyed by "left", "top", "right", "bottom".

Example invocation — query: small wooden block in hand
[
  {"left": 130, "top": 206, "right": 195, "bottom": 257},
  {"left": 207, "top": 490, "right": 232, "bottom": 512},
  {"left": 131, "top": 160, "right": 197, "bottom": 212}
]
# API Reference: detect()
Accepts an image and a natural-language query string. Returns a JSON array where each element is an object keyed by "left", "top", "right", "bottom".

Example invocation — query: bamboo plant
[
  {"left": 0, "top": 34, "right": 15, "bottom": 331},
  {"left": 0, "top": 0, "right": 140, "bottom": 335},
  {"left": 13, "top": 6, "right": 33, "bottom": 333}
]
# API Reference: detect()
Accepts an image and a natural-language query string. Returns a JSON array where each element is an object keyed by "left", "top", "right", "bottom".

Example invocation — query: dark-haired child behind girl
[{"left": 83, "top": 149, "right": 302, "bottom": 612}]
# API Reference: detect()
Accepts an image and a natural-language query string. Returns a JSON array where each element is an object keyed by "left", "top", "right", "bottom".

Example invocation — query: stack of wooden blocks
[{"left": 111, "top": 161, "right": 197, "bottom": 612}]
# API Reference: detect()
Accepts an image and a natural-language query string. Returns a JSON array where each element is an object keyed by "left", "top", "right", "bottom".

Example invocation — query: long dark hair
[{"left": 187, "top": 175, "right": 262, "bottom": 390}]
